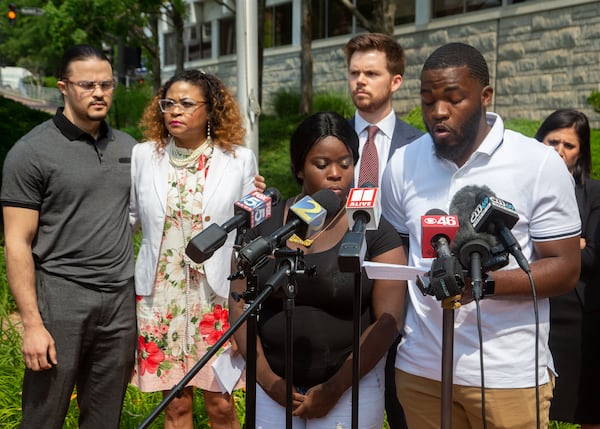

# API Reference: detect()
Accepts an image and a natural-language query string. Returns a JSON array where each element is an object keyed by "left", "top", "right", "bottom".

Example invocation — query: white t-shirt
[{"left": 381, "top": 112, "right": 581, "bottom": 388}]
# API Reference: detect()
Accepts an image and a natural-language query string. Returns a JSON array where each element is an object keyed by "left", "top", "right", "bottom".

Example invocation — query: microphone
[
  {"left": 345, "top": 183, "right": 380, "bottom": 233},
  {"left": 237, "top": 189, "right": 340, "bottom": 271},
  {"left": 450, "top": 186, "right": 501, "bottom": 299},
  {"left": 470, "top": 187, "right": 531, "bottom": 273},
  {"left": 338, "top": 183, "right": 382, "bottom": 272},
  {"left": 416, "top": 209, "right": 464, "bottom": 300},
  {"left": 421, "top": 209, "right": 459, "bottom": 259},
  {"left": 185, "top": 187, "right": 282, "bottom": 263}
]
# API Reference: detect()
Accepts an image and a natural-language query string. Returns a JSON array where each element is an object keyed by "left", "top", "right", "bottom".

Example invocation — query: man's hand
[{"left": 21, "top": 324, "right": 57, "bottom": 371}]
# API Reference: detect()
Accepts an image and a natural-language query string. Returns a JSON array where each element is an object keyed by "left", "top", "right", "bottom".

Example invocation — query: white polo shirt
[{"left": 381, "top": 112, "right": 581, "bottom": 388}]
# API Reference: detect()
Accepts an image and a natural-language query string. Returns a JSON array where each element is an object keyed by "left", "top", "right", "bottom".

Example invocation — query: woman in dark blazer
[{"left": 536, "top": 109, "right": 600, "bottom": 429}]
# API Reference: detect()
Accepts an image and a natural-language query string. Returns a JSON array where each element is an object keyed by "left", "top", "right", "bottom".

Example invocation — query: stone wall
[{"left": 191, "top": 1, "right": 600, "bottom": 128}]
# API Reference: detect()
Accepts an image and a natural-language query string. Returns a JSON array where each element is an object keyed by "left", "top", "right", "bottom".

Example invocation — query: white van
[{"left": 1, "top": 67, "right": 34, "bottom": 91}]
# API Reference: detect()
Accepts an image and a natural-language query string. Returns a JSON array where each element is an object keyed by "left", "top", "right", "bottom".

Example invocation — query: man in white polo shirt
[{"left": 381, "top": 42, "right": 581, "bottom": 429}]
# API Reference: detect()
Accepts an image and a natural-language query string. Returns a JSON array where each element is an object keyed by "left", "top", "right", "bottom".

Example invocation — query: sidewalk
[{"left": 0, "top": 88, "right": 59, "bottom": 114}]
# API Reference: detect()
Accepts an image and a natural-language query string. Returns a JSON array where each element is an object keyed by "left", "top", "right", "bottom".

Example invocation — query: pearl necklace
[
  {"left": 168, "top": 136, "right": 212, "bottom": 168},
  {"left": 170, "top": 143, "right": 211, "bottom": 356}
]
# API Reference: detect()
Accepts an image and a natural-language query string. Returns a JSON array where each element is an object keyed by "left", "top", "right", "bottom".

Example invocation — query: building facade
[{"left": 159, "top": 0, "right": 600, "bottom": 127}]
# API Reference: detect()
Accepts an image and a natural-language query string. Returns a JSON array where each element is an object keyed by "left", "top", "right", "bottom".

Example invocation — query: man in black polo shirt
[{"left": 1, "top": 45, "right": 137, "bottom": 429}]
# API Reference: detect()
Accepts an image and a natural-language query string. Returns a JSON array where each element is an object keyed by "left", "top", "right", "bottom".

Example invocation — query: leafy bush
[
  {"left": 43, "top": 76, "right": 59, "bottom": 88},
  {"left": 271, "top": 89, "right": 355, "bottom": 119},
  {"left": 312, "top": 92, "right": 355, "bottom": 118},
  {"left": 402, "top": 106, "right": 426, "bottom": 131},
  {"left": 108, "top": 82, "right": 153, "bottom": 141},
  {"left": 272, "top": 89, "right": 303, "bottom": 118},
  {"left": 588, "top": 89, "right": 600, "bottom": 113}
]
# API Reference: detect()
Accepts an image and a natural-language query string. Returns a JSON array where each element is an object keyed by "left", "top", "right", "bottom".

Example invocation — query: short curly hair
[
  {"left": 422, "top": 42, "right": 489, "bottom": 87},
  {"left": 139, "top": 70, "right": 245, "bottom": 152}
]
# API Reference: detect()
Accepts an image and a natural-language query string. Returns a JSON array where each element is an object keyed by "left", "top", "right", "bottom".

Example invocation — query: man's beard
[{"left": 431, "top": 109, "right": 482, "bottom": 162}]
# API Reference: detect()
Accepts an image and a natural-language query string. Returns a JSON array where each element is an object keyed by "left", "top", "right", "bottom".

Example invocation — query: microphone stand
[
  {"left": 440, "top": 294, "right": 461, "bottom": 429},
  {"left": 351, "top": 270, "right": 361, "bottom": 429},
  {"left": 338, "top": 228, "right": 367, "bottom": 429},
  {"left": 137, "top": 247, "right": 303, "bottom": 429},
  {"left": 264, "top": 248, "right": 307, "bottom": 429},
  {"left": 417, "top": 254, "right": 464, "bottom": 429}
]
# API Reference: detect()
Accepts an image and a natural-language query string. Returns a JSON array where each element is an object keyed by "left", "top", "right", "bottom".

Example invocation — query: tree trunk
[
  {"left": 372, "top": 0, "right": 396, "bottom": 36},
  {"left": 149, "top": 15, "right": 162, "bottom": 92},
  {"left": 300, "top": 0, "right": 312, "bottom": 115},
  {"left": 173, "top": 12, "right": 185, "bottom": 74}
]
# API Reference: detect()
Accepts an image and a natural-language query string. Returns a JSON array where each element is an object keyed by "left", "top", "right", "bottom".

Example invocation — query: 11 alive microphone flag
[
  {"left": 233, "top": 190, "right": 273, "bottom": 229},
  {"left": 421, "top": 213, "right": 460, "bottom": 258},
  {"left": 346, "top": 186, "right": 380, "bottom": 231}
]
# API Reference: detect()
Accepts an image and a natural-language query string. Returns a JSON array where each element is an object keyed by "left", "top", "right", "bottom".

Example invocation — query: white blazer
[{"left": 130, "top": 141, "right": 258, "bottom": 298}]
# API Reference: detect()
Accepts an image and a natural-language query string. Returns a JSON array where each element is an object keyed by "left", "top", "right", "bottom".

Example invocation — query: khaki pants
[{"left": 395, "top": 369, "right": 554, "bottom": 429}]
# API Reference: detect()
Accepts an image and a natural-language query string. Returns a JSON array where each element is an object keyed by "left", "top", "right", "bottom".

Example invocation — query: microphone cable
[
  {"left": 474, "top": 269, "right": 539, "bottom": 429},
  {"left": 472, "top": 278, "right": 488, "bottom": 429},
  {"left": 526, "top": 269, "right": 540, "bottom": 429}
]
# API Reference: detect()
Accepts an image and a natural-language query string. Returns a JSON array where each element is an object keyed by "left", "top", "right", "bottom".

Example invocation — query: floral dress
[{"left": 132, "top": 146, "right": 232, "bottom": 393}]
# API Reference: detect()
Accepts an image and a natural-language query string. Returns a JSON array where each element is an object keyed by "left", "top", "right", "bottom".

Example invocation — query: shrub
[
  {"left": 402, "top": 106, "right": 425, "bottom": 131},
  {"left": 588, "top": 89, "right": 600, "bottom": 113},
  {"left": 108, "top": 82, "right": 153, "bottom": 141},
  {"left": 271, "top": 89, "right": 354, "bottom": 119},
  {"left": 272, "top": 90, "right": 302, "bottom": 118},
  {"left": 312, "top": 92, "right": 354, "bottom": 117}
]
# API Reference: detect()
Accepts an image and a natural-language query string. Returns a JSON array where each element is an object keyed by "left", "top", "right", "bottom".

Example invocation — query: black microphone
[
  {"left": 450, "top": 186, "right": 499, "bottom": 300},
  {"left": 185, "top": 187, "right": 282, "bottom": 263},
  {"left": 237, "top": 189, "right": 340, "bottom": 271},
  {"left": 469, "top": 187, "right": 531, "bottom": 273}
]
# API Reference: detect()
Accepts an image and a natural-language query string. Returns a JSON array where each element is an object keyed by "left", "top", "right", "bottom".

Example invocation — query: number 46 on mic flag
[{"left": 421, "top": 214, "right": 459, "bottom": 258}]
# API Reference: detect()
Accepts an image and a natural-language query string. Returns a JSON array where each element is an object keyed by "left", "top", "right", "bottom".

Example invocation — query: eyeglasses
[
  {"left": 63, "top": 79, "right": 115, "bottom": 92},
  {"left": 158, "top": 99, "right": 207, "bottom": 114}
]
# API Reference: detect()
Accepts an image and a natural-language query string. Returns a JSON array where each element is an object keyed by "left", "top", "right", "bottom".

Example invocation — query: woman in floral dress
[{"left": 130, "top": 70, "right": 263, "bottom": 429}]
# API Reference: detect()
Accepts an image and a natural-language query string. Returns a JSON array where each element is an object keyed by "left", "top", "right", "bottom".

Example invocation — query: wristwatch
[{"left": 483, "top": 273, "right": 495, "bottom": 297}]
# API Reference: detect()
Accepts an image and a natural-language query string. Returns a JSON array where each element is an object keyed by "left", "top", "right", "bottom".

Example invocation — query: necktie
[{"left": 358, "top": 125, "right": 379, "bottom": 186}]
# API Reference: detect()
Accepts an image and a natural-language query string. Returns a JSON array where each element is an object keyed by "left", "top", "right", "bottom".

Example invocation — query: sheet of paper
[
  {"left": 362, "top": 260, "right": 428, "bottom": 281},
  {"left": 212, "top": 346, "right": 245, "bottom": 394}
]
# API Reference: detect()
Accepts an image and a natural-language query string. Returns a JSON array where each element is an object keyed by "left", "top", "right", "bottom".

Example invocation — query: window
[
  {"left": 187, "top": 23, "right": 212, "bottom": 61},
  {"left": 264, "top": 2, "right": 293, "bottom": 48},
  {"left": 219, "top": 17, "right": 236, "bottom": 56},
  {"left": 312, "top": 0, "right": 353, "bottom": 39},
  {"left": 164, "top": 32, "right": 176, "bottom": 66},
  {"left": 433, "top": 0, "right": 502, "bottom": 18},
  {"left": 312, "top": 0, "right": 417, "bottom": 40},
  {"left": 355, "top": 0, "right": 415, "bottom": 28},
  {"left": 395, "top": 1, "right": 416, "bottom": 25}
]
